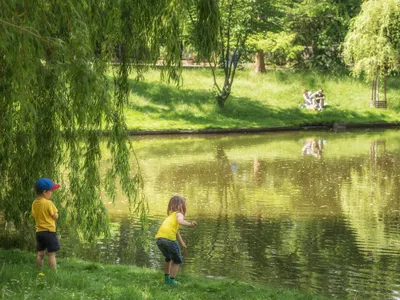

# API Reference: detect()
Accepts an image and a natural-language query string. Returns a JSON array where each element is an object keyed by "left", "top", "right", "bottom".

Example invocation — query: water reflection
[
  {"left": 3, "top": 130, "right": 400, "bottom": 298},
  {"left": 302, "top": 138, "right": 325, "bottom": 159}
]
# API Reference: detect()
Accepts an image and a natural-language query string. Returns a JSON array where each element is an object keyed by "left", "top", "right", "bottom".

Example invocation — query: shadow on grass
[
  {"left": 128, "top": 79, "right": 396, "bottom": 128},
  {"left": 387, "top": 77, "right": 400, "bottom": 92},
  {"left": 128, "top": 78, "right": 211, "bottom": 113}
]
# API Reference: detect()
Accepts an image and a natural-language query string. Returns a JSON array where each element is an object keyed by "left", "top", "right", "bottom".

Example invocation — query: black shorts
[
  {"left": 156, "top": 238, "right": 182, "bottom": 264},
  {"left": 36, "top": 231, "right": 60, "bottom": 253}
]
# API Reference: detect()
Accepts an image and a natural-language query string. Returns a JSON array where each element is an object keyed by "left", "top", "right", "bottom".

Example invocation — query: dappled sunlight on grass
[{"left": 124, "top": 68, "right": 400, "bottom": 130}]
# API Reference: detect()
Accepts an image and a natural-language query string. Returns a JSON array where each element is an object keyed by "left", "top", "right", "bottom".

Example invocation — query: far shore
[
  {"left": 120, "top": 68, "right": 400, "bottom": 133},
  {"left": 127, "top": 122, "right": 400, "bottom": 136}
]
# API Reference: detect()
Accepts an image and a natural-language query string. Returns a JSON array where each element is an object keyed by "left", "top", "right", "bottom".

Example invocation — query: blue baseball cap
[{"left": 35, "top": 178, "right": 61, "bottom": 192}]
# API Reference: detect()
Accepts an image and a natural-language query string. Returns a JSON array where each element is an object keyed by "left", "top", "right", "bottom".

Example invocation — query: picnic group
[{"left": 301, "top": 88, "right": 326, "bottom": 111}]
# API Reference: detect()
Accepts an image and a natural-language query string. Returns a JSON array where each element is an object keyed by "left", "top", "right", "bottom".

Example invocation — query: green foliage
[
  {"left": 249, "top": 32, "right": 304, "bottom": 66},
  {"left": 186, "top": 0, "right": 220, "bottom": 59},
  {"left": 343, "top": 0, "right": 400, "bottom": 81},
  {"left": 242, "top": 0, "right": 362, "bottom": 69},
  {"left": 0, "top": 1, "right": 217, "bottom": 240},
  {"left": 188, "top": 0, "right": 279, "bottom": 107},
  {"left": 284, "top": 0, "right": 362, "bottom": 70},
  {"left": 0, "top": 0, "right": 117, "bottom": 240},
  {"left": 123, "top": 68, "right": 400, "bottom": 130}
]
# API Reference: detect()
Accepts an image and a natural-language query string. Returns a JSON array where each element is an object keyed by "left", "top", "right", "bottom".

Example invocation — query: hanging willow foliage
[
  {"left": 0, "top": 0, "right": 219, "bottom": 241},
  {"left": 343, "top": 0, "right": 400, "bottom": 81}
]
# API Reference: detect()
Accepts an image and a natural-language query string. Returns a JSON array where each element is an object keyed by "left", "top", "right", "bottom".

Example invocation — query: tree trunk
[
  {"left": 370, "top": 79, "right": 375, "bottom": 107},
  {"left": 376, "top": 70, "right": 379, "bottom": 102},
  {"left": 370, "top": 70, "right": 379, "bottom": 107},
  {"left": 216, "top": 90, "right": 230, "bottom": 108},
  {"left": 384, "top": 74, "right": 387, "bottom": 103},
  {"left": 255, "top": 50, "right": 266, "bottom": 73},
  {"left": 370, "top": 69, "right": 387, "bottom": 108}
]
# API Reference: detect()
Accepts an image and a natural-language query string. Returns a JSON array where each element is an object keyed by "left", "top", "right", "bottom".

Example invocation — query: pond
[{"left": 4, "top": 129, "right": 400, "bottom": 299}]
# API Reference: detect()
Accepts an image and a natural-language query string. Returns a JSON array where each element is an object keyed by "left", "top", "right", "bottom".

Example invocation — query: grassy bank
[
  {"left": 124, "top": 68, "right": 400, "bottom": 131},
  {"left": 0, "top": 249, "right": 327, "bottom": 300}
]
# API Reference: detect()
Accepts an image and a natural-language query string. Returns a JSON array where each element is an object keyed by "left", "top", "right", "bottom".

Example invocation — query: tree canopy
[
  {"left": 0, "top": 0, "right": 218, "bottom": 240},
  {"left": 285, "top": 0, "right": 362, "bottom": 70},
  {"left": 186, "top": 0, "right": 363, "bottom": 107},
  {"left": 343, "top": 0, "right": 400, "bottom": 81},
  {"left": 1, "top": 0, "right": 399, "bottom": 241}
]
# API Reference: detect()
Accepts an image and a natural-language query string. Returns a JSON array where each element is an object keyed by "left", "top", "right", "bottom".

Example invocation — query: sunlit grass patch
[
  {"left": 122, "top": 68, "right": 400, "bottom": 131},
  {"left": 0, "top": 249, "right": 327, "bottom": 299}
]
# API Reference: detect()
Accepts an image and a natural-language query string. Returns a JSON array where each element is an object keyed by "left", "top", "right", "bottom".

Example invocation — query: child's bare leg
[
  {"left": 48, "top": 252, "right": 57, "bottom": 269},
  {"left": 164, "top": 261, "right": 171, "bottom": 274},
  {"left": 170, "top": 263, "right": 180, "bottom": 278},
  {"left": 36, "top": 251, "right": 45, "bottom": 267}
]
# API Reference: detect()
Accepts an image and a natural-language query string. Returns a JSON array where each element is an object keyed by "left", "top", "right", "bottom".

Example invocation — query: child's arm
[
  {"left": 176, "top": 231, "right": 187, "bottom": 249},
  {"left": 176, "top": 213, "right": 197, "bottom": 227},
  {"left": 50, "top": 202, "right": 59, "bottom": 220}
]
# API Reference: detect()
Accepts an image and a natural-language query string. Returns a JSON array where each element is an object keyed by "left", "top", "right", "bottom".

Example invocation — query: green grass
[
  {"left": 0, "top": 249, "right": 328, "bottom": 299},
  {"left": 123, "top": 68, "right": 400, "bottom": 131}
]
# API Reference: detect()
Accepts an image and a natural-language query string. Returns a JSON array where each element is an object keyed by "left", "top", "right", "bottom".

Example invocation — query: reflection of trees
[
  {"left": 154, "top": 145, "right": 252, "bottom": 278},
  {"left": 215, "top": 145, "right": 235, "bottom": 208},
  {"left": 154, "top": 144, "right": 242, "bottom": 216},
  {"left": 337, "top": 139, "right": 400, "bottom": 298},
  {"left": 237, "top": 216, "right": 366, "bottom": 296},
  {"left": 252, "top": 157, "right": 268, "bottom": 186},
  {"left": 115, "top": 217, "right": 152, "bottom": 266},
  {"left": 342, "top": 140, "right": 400, "bottom": 252},
  {"left": 240, "top": 156, "right": 354, "bottom": 213},
  {"left": 147, "top": 136, "right": 400, "bottom": 297},
  {"left": 52, "top": 217, "right": 153, "bottom": 266},
  {"left": 200, "top": 146, "right": 238, "bottom": 270},
  {"left": 40, "top": 134, "right": 400, "bottom": 298}
]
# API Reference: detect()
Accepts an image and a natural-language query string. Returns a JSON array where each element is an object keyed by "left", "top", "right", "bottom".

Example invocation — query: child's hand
[
  {"left": 191, "top": 221, "right": 197, "bottom": 227},
  {"left": 181, "top": 242, "right": 187, "bottom": 252}
]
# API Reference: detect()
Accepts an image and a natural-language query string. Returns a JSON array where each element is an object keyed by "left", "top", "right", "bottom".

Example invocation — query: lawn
[
  {"left": 122, "top": 67, "right": 400, "bottom": 131},
  {"left": 0, "top": 249, "right": 327, "bottom": 300}
]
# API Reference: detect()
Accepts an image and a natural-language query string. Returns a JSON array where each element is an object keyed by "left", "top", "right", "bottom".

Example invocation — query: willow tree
[
  {"left": 0, "top": 0, "right": 218, "bottom": 241},
  {"left": 343, "top": 0, "right": 400, "bottom": 108}
]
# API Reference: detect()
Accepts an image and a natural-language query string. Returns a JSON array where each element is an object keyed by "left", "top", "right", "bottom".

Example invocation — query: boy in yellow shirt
[{"left": 31, "top": 178, "right": 61, "bottom": 269}]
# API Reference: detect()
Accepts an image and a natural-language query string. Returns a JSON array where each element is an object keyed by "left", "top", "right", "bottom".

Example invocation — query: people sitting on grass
[
  {"left": 300, "top": 88, "right": 326, "bottom": 111},
  {"left": 302, "top": 89, "right": 313, "bottom": 107},
  {"left": 311, "top": 89, "right": 325, "bottom": 111}
]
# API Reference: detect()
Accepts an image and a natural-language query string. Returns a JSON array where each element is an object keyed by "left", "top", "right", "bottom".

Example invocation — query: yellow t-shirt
[
  {"left": 31, "top": 198, "right": 58, "bottom": 232},
  {"left": 155, "top": 212, "right": 180, "bottom": 241}
]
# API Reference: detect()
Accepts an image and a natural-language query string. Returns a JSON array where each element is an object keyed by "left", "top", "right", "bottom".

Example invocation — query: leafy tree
[
  {"left": 188, "top": 0, "right": 277, "bottom": 108},
  {"left": 285, "top": 0, "right": 362, "bottom": 70},
  {"left": 246, "top": 0, "right": 290, "bottom": 72},
  {"left": 0, "top": 0, "right": 217, "bottom": 240},
  {"left": 343, "top": 0, "right": 400, "bottom": 106},
  {"left": 248, "top": 31, "right": 304, "bottom": 69}
]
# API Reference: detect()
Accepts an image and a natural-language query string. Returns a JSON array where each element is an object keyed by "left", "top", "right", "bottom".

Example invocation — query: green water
[{"left": 4, "top": 129, "right": 400, "bottom": 298}]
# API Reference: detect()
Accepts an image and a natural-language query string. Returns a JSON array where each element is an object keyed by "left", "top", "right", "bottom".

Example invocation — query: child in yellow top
[
  {"left": 31, "top": 178, "right": 61, "bottom": 269},
  {"left": 155, "top": 195, "right": 197, "bottom": 284}
]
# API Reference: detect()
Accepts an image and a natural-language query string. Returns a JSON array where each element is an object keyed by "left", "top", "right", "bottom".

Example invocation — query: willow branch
[
  {"left": 0, "top": 18, "right": 50, "bottom": 43},
  {"left": 209, "top": 57, "right": 222, "bottom": 94}
]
